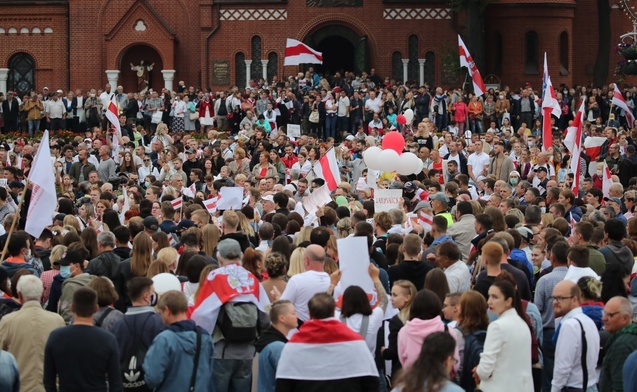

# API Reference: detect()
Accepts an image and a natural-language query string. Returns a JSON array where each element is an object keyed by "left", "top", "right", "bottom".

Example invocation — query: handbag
[
  {"left": 151, "top": 111, "right": 162, "bottom": 124},
  {"left": 309, "top": 111, "right": 319, "bottom": 123},
  {"left": 189, "top": 112, "right": 199, "bottom": 121}
]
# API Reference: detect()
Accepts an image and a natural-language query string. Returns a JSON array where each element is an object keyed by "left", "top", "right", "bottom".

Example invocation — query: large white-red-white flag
[
  {"left": 312, "top": 148, "right": 340, "bottom": 191},
  {"left": 284, "top": 39, "right": 323, "bottom": 66},
  {"left": 105, "top": 101, "right": 121, "bottom": 153},
  {"left": 191, "top": 264, "right": 269, "bottom": 333},
  {"left": 202, "top": 196, "right": 219, "bottom": 215},
  {"left": 584, "top": 136, "right": 607, "bottom": 162},
  {"left": 612, "top": 84, "right": 636, "bottom": 126},
  {"left": 458, "top": 35, "right": 486, "bottom": 97},
  {"left": 602, "top": 160, "right": 612, "bottom": 198},
  {"left": 25, "top": 131, "right": 57, "bottom": 238},
  {"left": 565, "top": 100, "right": 586, "bottom": 196}
]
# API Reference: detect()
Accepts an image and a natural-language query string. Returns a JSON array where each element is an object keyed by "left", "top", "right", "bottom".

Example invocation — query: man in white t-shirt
[
  {"left": 467, "top": 140, "right": 490, "bottom": 184},
  {"left": 364, "top": 91, "right": 382, "bottom": 122},
  {"left": 279, "top": 244, "right": 331, "bottom": 322}
]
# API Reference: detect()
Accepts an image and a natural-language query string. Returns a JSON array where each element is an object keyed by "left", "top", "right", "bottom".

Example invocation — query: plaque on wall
[
  {"left": 307, "top": 0, "right": 363, "bottom": 7},
  {"left": 213, "top": 61, "right": 230, "bottom": 85}
]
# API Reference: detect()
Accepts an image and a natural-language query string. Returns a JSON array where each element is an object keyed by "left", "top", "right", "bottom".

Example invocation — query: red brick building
[{"left": 0, "top": 0, "right": 631, "bottom": 97}]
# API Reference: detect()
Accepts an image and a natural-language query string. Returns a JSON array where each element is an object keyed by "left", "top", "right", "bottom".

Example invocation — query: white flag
[{"left": 25, "top": 131, "right": 57, "bottom": 238}]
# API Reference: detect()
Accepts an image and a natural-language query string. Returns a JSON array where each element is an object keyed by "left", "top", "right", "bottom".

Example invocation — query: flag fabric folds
[
  {"left": 25, "top": 131, "right": 57, "bottom": 238},
  {"left": 602, "top": 161, "right": 612, "bottom": 198},
  {"left": 458, "top": 35, "right": 486, "bottom": 97},
  {"left": 584, "top": 137, "right": 607, "bottom": 162},
  {"left": 565, "top": 100, "right": 586, "bottom": 197},
  {"left": 284, "top": 39, "right": 323, "bottom": 66},
  {"left": 312, "top": 148, "right": 340, "bottom": 191},
  {"left": 612, "top": 85, "right": 636, "bottom": 126},
  {"left": 105, "top": 101, "right": 122, "bottom": 153}
]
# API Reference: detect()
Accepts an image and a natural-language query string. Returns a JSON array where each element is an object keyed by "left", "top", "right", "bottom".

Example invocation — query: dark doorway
[
  {"left": 119, "top": 45, "right": 164, "bottom": 92},
  {"left": 315, "top": 36, "right": 355, "bottom": 76}
]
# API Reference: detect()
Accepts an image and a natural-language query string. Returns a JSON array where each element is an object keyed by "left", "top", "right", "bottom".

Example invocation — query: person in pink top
[
  {"left": 398, "top": 289, "right": 459, "bottom": 370},
  {"left": 452, "top": 96, "right": 469, "bottom": 136}
]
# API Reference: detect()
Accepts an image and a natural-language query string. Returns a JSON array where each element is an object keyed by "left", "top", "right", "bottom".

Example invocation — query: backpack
[
  {"left": 460, "top": 329, "right": 487, "bottom": 392},
  {"left": 217, "top": 302, "right": 259, "bottom": 344},
  {"left": 121, "top": 314, "right": 154, "bottom": 391}
]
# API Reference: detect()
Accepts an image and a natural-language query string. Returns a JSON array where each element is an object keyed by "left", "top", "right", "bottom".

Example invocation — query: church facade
[{"left": 0, "top": 0, "right": 631, "bottom": 97}]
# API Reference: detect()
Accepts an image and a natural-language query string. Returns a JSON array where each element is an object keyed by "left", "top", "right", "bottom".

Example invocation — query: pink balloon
[
  {"left": 382, "top": 131, "right": 405, "bottom": 154},
  {"left": 396, "top": 114, "right": 407, "bottom": 125}
]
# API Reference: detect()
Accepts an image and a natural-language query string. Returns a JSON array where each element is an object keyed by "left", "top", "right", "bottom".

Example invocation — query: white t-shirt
[
  {"left": 364, "top": 97, "right": 382, "bottom": 114},
  {"left": 280, "top": 270, "right": 330, "bottom": 321},
  {"left": 335, "top": 307, "right": 385, "bottom": 353},
  {"left": 467, "top": 152, "right": 490, "bottom": 180}
]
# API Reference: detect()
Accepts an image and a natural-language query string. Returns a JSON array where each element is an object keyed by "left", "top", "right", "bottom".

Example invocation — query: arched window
[
  {"left": 559, "top": 32, "right": 569, "bottom": 75},
  {"left": 424, "top": 51, "right": 436, "bottom": 86},
  {"left": 408, "top": 35, "right": 419, "bottom": 83},
  {"left": 267, "top": 52, "right": 278, "bottom": 82},
  {"left": 392, "top": 52, "right": 403, "bottom": 82},
  {"left": 493, "top": 32, "right": 503, "bottom": 76},
  {"left": 251, "top": 36, "right": 262, "bottom": 82},
  {"left": 235, "top": 52, "right": 246, "bottom": 89},
  {"left": 8, "top": 53, "right": 35, "bottom": 97},
  {"left": 524, "top": 31, "right": 539, "bottom": 75}
]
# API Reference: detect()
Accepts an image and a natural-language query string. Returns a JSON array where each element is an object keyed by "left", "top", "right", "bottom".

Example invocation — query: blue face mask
[{"left": 59, "top": 265, "right": 71, "bottom": 279}]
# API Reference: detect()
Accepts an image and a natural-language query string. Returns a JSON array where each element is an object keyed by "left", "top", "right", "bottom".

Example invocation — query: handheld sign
[
  {"left": 287, "top": 124, "right": 301, "bottom": 139},
  {"left": 374, "top": 189, "right": 402, "bottom": 212}
]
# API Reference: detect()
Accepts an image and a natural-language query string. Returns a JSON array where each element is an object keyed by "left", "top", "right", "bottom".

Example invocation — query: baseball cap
[
  {"left": 56, "top": 250, "right": 84, "bottom": 266},
  {"left": 414, "top": 201, "right": 431, "bottom": 211},
  {"left": 43, "top": 87, "right": 49, "bottom": 90},
  {"left": 262, "top": 195, "right": 275, "bottom": 203},
  {"left": 404, "top": 182, "right": 417, "bottom": 192},
  {"left": 345, "top": 135, "right": 355, "bottom": 141},
  {"left": 177, "top": 219, "right": 195, "bottom": 231},
  {"left": 604, "top": 197, "right": 622, "bottom": 205},
  {"left": 516, "top": 226, "right": 534, "bottom": 242},
  {"left": 429, "top": 192, "right": 449, "bottom": 204},
  {"left": 509, "top": 170, "right": 521, "bottom": 178},
  {"left": 143, "top": 216, "right": 159, "bottom": 231},
  {"left": 217, "top": 239, "right": 242, "bottom": 259},
  {"left": 536, "top": 166, "right": 548, "bottom": 173}
]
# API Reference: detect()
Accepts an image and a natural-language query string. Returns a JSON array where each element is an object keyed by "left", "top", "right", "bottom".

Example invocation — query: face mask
[
  {"left": 59, "top": 265, "right": 71, "bottom": 278},
  {"left": 149, "top": 293, "right": 158, "bottom": 307},
  {"left": 57, "top": 166, "right": 63, "bottom": 173},
  {"left": 510, "top": 178, "right": 518, "bottom": 186},
  {"left": 144, "top": 181, "right": 150, "bottom": 187},
  {"left": 90, "top": 94, "right": 96, "bottom": 98},
  {"left": 596, "top": 170, "right": 603, "bottom": 176},
  {"left": 499, "top": 95, "right": 504, "bottom": 99},
  {"left": 540, "top": 207, "right": 546, "bottom": 214}
]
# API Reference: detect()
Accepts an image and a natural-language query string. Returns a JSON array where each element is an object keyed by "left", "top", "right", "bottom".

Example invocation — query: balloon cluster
[
  {"left": 396, "top": 109, "right": 414, "bottom": 125},
  {"left": 363, "top": 129, "right": 424, "bottom": 175}
]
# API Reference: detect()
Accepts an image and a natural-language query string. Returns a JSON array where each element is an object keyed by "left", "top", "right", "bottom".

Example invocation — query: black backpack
[
  {"left": 121, "top": 314, "right": 154, "bottom": 391},
  {"left": 217, "top": 302, "right": 259, "bottom": 344},
  {"left": 460, "top": 329, "right": 487, "bottom": 392}
]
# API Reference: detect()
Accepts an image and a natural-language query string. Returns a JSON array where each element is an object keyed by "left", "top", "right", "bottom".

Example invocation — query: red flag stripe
[{"left": 285, "top": 44, "right": 323, "bottom": 60}]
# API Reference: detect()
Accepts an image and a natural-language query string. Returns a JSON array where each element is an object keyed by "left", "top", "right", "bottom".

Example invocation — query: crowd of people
[{"left": 0, "top": 69, "right": 636, "bottom": 392}]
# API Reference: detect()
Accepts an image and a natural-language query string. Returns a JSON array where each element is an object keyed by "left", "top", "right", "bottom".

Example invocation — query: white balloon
[
  {"left": 406, "top": 152, "right": 423, "bottom": 174},
  {"left": 363, "top": 146, "right": 383, "bottom": 170},
  {"left": 404, "top": 109, "right": 414, "bottom": 124},
  {"left": 413, "top": 158, "right": 424, "bottom": 174},
  {"left": 396, "top": 153, "right": 415, "bottom": 175},
  {"left": 152, "top": 273, "right": 181, "bottom": 295},
  {"left": 379, "top": 149, "right": 400, "bottom": 172}
]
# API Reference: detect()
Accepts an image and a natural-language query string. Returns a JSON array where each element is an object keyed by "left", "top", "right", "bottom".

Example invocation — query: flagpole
[{"left": 0, "top": 180, "right": 30, "bottom": 261}]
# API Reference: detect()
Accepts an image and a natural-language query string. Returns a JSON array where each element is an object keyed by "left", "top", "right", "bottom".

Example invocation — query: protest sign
[
  {"left": 302, "top": 184, "right": 332, "bottom": 214},
  {"left": 216, "top": 187, "right": 243, "bottom": 210},
  {"left": 374, "top": 189, "right": 402, "bottom": 212},
  {"left": 336, "top": 237, "right": 376, "bottom": 305},
  {"left": 287, "top": 124, "right": 301, "bottom": 139}
]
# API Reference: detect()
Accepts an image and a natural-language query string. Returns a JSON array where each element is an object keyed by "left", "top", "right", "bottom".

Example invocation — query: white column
[
  {"left": 105, "top": 70, "right": 120, "bottom": 90},
  {"left": 418, "top": 59, "right": 426, "bottom": 86},
  {"left": 244, "top": 60, "right": 253, "bottom": 89},
  {"left": 261, "top": 60, "right": 269, "bottom": 82},
  {"left": 0, "top": 68, "right": 8, "bottom": 95},
  {"left": 161, "top": 70, "right": 176, "bottom": 91},
  {"left": 401, "top": 59, "right": 409, "bottom": 83}
]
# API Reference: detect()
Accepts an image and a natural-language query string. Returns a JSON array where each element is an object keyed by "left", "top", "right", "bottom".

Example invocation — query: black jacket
[
  {"left": 387, "top": 259, "right": 434, "bottom": 291},
  {"left": 444, "top": 152, "right": 468, "bottom": 175},
  {"left": 1, "top": 99, "right": 20, "bottom": 121},
  {"left": 219, "top": 232, "right": 253, "bottom": 252}
]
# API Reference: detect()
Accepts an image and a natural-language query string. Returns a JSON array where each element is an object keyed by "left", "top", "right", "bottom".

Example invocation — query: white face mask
[{"left": 24, "top": 249, "right": 31, "bottom": 259}]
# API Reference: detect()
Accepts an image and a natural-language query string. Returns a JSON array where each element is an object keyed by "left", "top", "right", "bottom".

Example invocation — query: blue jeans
[
  {"left": 435, "top": 113, "right": 447, "bottom": 132},
  {"left": 541, "top": 327, "right": 555, "bottom": 392},
  {"left": 470, "top": 118, "right": 484, "bottom": 134},
  {"left": 28, "top": 120, "right": 40, "bottom": 136},
  {"left": 213, "top": 358, "right": 252, "bottom": 392},
  {"left": 325, "top": 113, "right": 337, "bottom": 139}
]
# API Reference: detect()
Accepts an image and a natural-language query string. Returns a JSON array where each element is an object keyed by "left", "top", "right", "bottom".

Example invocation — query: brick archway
[{"left": 118, "top": 44, "right": 164, "bottom": 92}]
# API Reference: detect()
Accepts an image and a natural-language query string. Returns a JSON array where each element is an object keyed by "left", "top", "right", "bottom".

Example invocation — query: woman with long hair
[
  {"left": 269, "top": 149, "right": 286, "bottom": 184},
  {"left": 243, "top": 248, "right": 265, "bottom": 282},
  {"left": 261, "top": 252, "right": 288, "bottom": 303},
  {"left": 290, "top": 151, "right": 312, "bottom": 177},
  {"left": 229, "top": 147, "right": 250, "bottom": 178},
  {"left": 87, "top": 277, "right": 123, "bottom": 331},
  {"left": 424, "top": 268, "right": 450, "bottom": 306},
  {"left": 393, "top": 332, "right": 464, "bottom": 392},
  {"left": 601, "top": 262, "right": 629, "bottom": 303},
  {"left": 381, "top": 280, "right": 417, "bottom": 376},
  {"left": 80, "top": 227, "right": 99, "bottom": 260},
  {"left": 271, "top": 236, "right": 291, "bottom": 265},
  {"left": 456, "top": 291, "right": 489, "bottom": 392},
  {"left": 118, "top": 152, "right": 136, "bottom": 174},
  {"left": 202, "top": 224, "right": 220, "bottom": 257},
  {"left": 182, "top": 255, "right": 208, "bottom": 306},
  {"left": 287, "top": 247, "right": 306, "bottom": 277},
  {"left": 151, "top": 231, "right": 170, "bottom": 257},
  {"left": 114, "top": 232, "right": 154, "bottom": 310},
  {"left": 484, "top": 206, "right": 506, "bottom": 233},
  {"left": 398, "top": 289, "right": 459, "bottom": 369},
  {"left": 475, "top": 279, "right": 534, "bottom": 392},
  {"left": 251, "top": 151, "right": 277, "bottom": 183}
]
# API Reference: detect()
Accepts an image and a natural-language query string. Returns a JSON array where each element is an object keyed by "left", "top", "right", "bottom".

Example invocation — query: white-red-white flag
[
  {"left": 312, "top": 148, "right": 340, "bottom": 191},
  {"left": 458, "top": 35, "right": 486, "bottom": 97},
  {"left": 584, "top": 136, "right": 607, "bottom": 162},
  {"left": 171, "top": 196, "right": 183, "bottom": 210},
  {"left": 202, "top": 196, "right": 219, "bottom": 215},
  {"left": 602, "top": 161, "right": 612, "bottom": 198},
  {"left": 541, "top": 76, "right": 561, "bottom": 152},
  {"left": 566, "top": 100, "right": 586, "bottom": 196},
  {"left": 418, "top": 210, "right": 433, "bottom": 232},
  {"left": 612, "top": 84, "right": 636, "bottom": 126},
  {"left": 25, "top": 131, "right": 57, "bottom": 238},
  {"left": 284, "top": 39, "right": 323, "bottom": 66},
  {"left": 105, "top": 101, "right": 121, "bottom": 153}
]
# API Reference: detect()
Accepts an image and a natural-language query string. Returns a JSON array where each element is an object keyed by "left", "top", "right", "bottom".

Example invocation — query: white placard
[
  {"left": 287, "top": 124, "right": 301, "bottom": 138},
  {"left": 302, "top": 184, "right": 332, "bottom": 214},
  {"left": 216, "top": 187, "right": 243, "bottom": 210},
  {"left": 337, "top": 236, "right": 374, "bottom": 294},
  {"left": 374, "top": 189, "right": 402, "bottom": 212},
  {"left": 367, "top": 169, "right": 379, "bottom": 189},
  {"left": 0, "top": 179, "right": 7, "bottom": 188}
]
